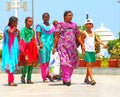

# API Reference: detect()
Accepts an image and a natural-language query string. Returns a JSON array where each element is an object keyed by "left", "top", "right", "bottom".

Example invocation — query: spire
[
  {"left": 101, "top": 22, "right": 104, "bottom": 27},
  {"left": 86, "top": 12, "right": 89, "bottom": 19}
]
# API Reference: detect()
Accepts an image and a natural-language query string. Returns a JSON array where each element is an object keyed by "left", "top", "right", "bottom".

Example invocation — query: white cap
[{"left": 84, "top": 19, "right": 93, "bottom": 25}]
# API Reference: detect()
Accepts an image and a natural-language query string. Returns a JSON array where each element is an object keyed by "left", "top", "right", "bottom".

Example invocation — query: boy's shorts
[{"left": 84, "top": 51, "right": 96, "bottom": 62}]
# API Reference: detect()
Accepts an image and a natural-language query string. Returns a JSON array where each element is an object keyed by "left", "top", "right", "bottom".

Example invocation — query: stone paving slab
[{"left": 0, "top": 74, "right": 120, "bottom": 97}]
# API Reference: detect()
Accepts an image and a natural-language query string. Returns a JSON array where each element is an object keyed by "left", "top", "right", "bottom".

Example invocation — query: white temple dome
[
  {"left": 95, "top": 23, "right": 110, "bottom": 32},
  {"left": 94, "top": 23, "right": 116, "bottom": 57},
  {"left": 94, "top": 23, "right": 115, "bottom": 44}
]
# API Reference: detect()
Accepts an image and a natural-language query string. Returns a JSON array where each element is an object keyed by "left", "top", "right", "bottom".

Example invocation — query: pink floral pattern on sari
[{"left": 56, "top": 22, "right": 80, "bottom": 68}]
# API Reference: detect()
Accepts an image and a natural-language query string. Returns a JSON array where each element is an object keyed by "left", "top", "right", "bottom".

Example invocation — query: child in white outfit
[{"left": 81, "top": 19, "right": 107, "bottom": 85}]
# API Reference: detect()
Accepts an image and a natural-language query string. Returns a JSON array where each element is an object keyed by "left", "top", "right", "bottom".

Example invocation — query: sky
[{"left": 0, "top": 0, "right": 120, "bottom": 38}]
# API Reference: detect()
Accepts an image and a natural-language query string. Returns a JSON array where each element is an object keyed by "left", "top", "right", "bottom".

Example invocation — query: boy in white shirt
[{"left": 81, "top": 19, "right": 107, "bottom": 85}]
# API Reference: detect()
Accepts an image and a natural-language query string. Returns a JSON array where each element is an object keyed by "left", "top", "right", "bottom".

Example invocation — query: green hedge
[
  {"left": 78, "top": 51, "right": 84, "bottom": 59},
  {"left": 0, "top": 50, "right": 2, "bottom": 58}
]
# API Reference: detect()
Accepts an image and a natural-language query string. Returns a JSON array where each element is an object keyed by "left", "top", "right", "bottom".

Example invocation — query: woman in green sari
[{"left": 19, "top": 17, "right": 38, "bottom": 84}]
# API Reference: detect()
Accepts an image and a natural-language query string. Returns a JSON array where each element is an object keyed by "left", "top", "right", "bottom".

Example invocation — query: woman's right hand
[
  {"left": 39, "top": 43, "right": 43, "bottom": 49},
  {"left": 82, "top": 51, "right": 85, "bottom": 56},
  {"left": 52, "top": 48, "right": 56, "bottom": 54}
]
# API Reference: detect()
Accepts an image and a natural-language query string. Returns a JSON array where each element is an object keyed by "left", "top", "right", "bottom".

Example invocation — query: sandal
[
  {"left": 66, "top": 81, "right": 71, "bottom": 86},
  {"left": 27, "top": 80, "right": 34, "bottom": 84},
  {"left": 21, "top": 77, "right": 25, "bottom": 84},
  {"left": 47, "top": 75, "right": 54, "bottom": 82},
  {"left": 84, "top": 79, "right": 91, "bottom": 84},
  {"left": 91, "top": 80, "right": 96, "bottom": 85},
  {"left": 53, "top": 75, "right": 58, "bottom": 80},
  {"left": 43, "top": 79, "right": 48, "bottom": 83},
  {"left": 63, "top": 82, "right": 67, "bottom": 85},
  {"left": 63, "top": 81, "right": 71, "bottom": 86},
  {"left": 8, "top": 82, "right": 17, "bottom": 86}
]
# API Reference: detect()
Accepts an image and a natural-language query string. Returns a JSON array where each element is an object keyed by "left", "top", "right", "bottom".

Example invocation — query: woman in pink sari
[{"left": 52, "top": 11, "right": 84, "bottom": 86}]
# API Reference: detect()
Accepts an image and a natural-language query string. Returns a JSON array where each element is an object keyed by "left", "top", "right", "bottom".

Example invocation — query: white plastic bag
[{"left": 49, "top": 52, "right": 60, "bottom": 75}]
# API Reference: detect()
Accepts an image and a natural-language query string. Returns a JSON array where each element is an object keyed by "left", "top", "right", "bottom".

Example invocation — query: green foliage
[
  {"left": 78, "top": 51, "right": 84, "bottom": 59},
  {"left": 119, "top": 32, "right": 120, "bottom": 40},
  {"left": 95, "top": 34, "right": 100, "bottom": 54},
  {"left": 78, "top": 25, "right": 86, "bottom": 34},
  {"left": 107, "top": 39, "right": 120, "bottom": 59},
  {"left": 36, "top": 62, "right": 40, "bottom": 67},
  {"left": 107, "top": 39, "right": 118, "bottom": 54},
  {"left": 0, "top": 35, "right": 2, "bottom": 40},
  {"left": 0, "top": 34, "right": 2, "bottom": 59},
  {"left": 101, "top": 57, "right": 109, "bottom": 68},
  {"left": 0, "top": 50, "right": 2, "bottom": 58}
]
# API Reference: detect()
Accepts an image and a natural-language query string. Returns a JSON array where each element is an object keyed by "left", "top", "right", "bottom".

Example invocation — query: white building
[{"left": 94, "top": 23, "right": 116, "bottom": 57}]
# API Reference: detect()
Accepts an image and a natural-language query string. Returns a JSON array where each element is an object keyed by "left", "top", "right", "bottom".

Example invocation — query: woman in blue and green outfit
[
  {"left": 36, "top": 13, "right": 55, "bottom": 83},
  {"left": 19, "top": 17, "right": 38, "bottom": 84}
]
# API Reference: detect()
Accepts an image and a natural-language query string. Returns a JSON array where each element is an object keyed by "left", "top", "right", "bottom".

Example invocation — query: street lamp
[
  {"left": 118, "top": 0, "right": 120, "bottom": 31},
  {"left": 6, "top": 0, "right": 27, "bottom": 17},
  {"left": 86, "top": 12, "right": 89, "bottom": 19},
  {"left": 32, "top": 0, "right": 34, "bottom": 29}
]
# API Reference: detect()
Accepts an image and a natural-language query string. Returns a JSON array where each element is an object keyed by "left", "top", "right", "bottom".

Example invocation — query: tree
[{"left": 118, "top": 32, "right": 120, "bottom": 40}]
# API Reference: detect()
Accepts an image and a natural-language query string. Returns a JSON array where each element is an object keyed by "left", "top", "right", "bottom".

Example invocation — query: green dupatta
[{"left": 20, "top": 27, "right": 34, "bottom": 42}]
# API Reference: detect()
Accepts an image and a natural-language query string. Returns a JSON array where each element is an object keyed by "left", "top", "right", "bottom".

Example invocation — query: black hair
[
  {"left": 52, "top": 20, "right": 58, "bottom": 24},
  {"left": 8, "top": 16, "right": 18, "bottom": 26},
  {"left": 63, "top": 10, "right": 73, "bottom": 20},
  {"left": 42, "top": 12, "right": 50, "bottom": 19},
  {"left": 25, "top": 17, "right": 32, "bottom": 23}
]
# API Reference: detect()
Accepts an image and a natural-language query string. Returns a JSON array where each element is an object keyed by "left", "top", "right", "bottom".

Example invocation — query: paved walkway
[{"left": 0, "top": 74, "right": 120, "bottom": 97}]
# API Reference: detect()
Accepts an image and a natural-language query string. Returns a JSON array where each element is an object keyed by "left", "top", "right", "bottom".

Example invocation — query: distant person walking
[
  {"left": 52, "top": 20, "right": 58, "bottom": 30},
  {"left": 52, "top": 20, "right": 62, "bottom": 81},
  {"left": 2, "top": 16, "right": 19, "bottom": 86}
]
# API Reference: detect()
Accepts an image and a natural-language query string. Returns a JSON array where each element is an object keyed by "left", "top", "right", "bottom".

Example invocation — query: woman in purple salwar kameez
[{"left": 52, "top": 11, "right": 84, "bottom": 86}]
